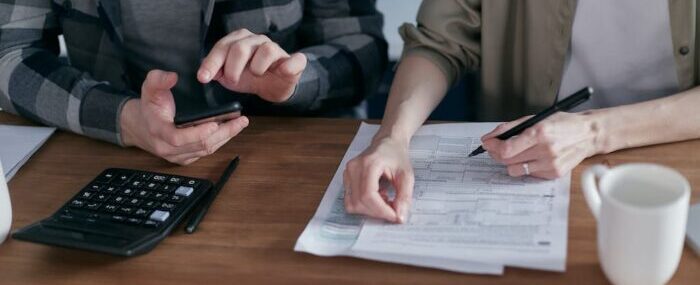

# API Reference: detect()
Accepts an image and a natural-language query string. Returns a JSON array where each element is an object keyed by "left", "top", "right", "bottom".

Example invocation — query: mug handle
[{"left": 581, "top": 164, "right": 609, "bottom": 220}]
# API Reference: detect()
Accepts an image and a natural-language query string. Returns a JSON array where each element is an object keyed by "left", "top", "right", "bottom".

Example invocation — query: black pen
[
  {"left": 185, "top": 156, "right": 240, "bottom": 234},
  {"left": 468, "top": 87, "right": 593, "bottom": 157}
]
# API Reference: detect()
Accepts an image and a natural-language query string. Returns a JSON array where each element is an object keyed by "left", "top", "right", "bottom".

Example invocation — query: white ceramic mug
[
  {"left": 582, "top": 163, "right": 690, "bottom": 285},
  {"left": 0, "top": 162, "right": 11, "bottom": 244}
]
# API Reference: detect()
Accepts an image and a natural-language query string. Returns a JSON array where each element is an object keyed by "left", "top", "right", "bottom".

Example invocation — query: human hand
[
  {"left": 343, "top": 137, "right": 415, "bottom": 223},
  {"left": 120, "top": 70, "right": 249, "bottom": 165},
  {"left": 481, "top": 112, "right": 604, "bottom": 179},
  {"left": 197, "top": 28, "right": 307, "bottom": 103}
]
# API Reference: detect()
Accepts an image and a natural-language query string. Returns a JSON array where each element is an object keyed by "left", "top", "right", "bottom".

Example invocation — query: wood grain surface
[{"left": 0, "top": 112, "right": 698, "bottom": 284}]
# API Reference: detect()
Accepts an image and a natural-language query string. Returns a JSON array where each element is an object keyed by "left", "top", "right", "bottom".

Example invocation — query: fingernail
[
  {"left": 199, "top": 70, "right": 211, "bottom": 81},
  {"left": 241, "top": 116, "right": 249, "bottom": 126},
  {"left": 397, "top": 214, "right": 405, "bottom": 224},
  {"left": 395, "top": 209, "right": 405, "bottom": 223}
]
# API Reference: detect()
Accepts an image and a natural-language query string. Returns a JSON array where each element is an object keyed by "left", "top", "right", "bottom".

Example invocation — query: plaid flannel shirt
[{"left": 0, "top": 0, "right": 388, "bottom": 145}]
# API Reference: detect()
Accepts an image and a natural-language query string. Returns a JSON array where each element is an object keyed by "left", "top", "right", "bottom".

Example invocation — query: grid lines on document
[{"left": 384, "top": 135, "right": 559, "bottom": 249}]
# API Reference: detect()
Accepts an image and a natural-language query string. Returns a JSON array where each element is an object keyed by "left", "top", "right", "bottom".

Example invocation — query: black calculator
[{"left": 12, "top": 168, "right": 212, "bottom": 256}]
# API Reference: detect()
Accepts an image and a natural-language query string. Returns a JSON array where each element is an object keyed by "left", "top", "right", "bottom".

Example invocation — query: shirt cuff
[
  {"left": 275, "top": 56, "right": 320, "bottom": 111},
  {"left": 80, "top": 83, "right": 137, "bottom": 146}
]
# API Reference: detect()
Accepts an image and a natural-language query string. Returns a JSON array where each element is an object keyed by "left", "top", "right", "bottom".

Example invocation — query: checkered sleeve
[
  {"left": 281, "top": 0, "right": 388, "bottom": 112},
  {"left": 0, "top": 0, "right": 135, "bottom": 145}
]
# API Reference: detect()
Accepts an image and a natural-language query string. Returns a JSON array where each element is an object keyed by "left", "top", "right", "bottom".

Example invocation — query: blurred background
[{"left": 369, "top": 0, "right": 477, "bottom": 121}]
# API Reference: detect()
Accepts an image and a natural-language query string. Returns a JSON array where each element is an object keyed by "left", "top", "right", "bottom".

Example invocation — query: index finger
[
  {"left": 357, "top": 166, "right": 399, "bottom": 222},
  {"left": 482, "top": 115, "right": 533, "bottom": 141},
  {"left": 198, "top": 29, "right": 254, "bottom": 83},
  {"left": 392, "top": 169, "right": 414, "bottom": 223}
]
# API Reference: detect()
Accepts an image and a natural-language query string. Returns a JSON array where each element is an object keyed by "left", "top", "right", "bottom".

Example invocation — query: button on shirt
[{"left": 558, "top": 0, "right": 680, "bottom": 110}]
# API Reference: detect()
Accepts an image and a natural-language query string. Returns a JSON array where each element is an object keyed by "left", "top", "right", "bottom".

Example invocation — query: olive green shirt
[{"left": 400, "top": 0, "right": 698, "bottom": 121}]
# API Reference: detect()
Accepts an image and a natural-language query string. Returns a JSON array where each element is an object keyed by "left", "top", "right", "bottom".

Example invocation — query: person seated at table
[
  {"left": 343, "top": 0, "right": 700, "bottom": 223},
  {"left": 0, "top": 0, "right": 387, "bottom": 165}
]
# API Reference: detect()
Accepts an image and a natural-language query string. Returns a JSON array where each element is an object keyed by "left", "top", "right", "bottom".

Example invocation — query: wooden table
[{"left": 0, "top": 112, "right": 698, "bottom": 284}]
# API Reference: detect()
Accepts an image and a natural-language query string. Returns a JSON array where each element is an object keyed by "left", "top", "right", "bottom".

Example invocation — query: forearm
[
  {"left": 0, "top": 48, "right": 134, "bottom": 145},
  {"left": 374, "top": 55, "right": 449, "bottom": 145},
  {"left": 593, "top": 87, "right": 700, "bottom": 153}
]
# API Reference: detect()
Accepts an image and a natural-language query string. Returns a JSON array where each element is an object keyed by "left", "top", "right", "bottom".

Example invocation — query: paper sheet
[
  {"left": 0, "top": 125, "right": 55, "bottom": 181},
  {"left": 295, "top": 123, "right": 571, "bottom": 274}
]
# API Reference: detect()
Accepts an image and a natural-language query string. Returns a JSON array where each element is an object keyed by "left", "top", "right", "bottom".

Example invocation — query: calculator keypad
[{"left": 63, "top": 169, "right": 206, "bottom": 229}]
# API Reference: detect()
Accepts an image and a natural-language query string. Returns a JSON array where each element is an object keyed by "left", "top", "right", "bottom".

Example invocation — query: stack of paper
[
  {"left": 0, "top": 125, "right": 55, "bottom": 181},
  {"left": 295, "top": 123, "right": 571, "bottom": 275}
]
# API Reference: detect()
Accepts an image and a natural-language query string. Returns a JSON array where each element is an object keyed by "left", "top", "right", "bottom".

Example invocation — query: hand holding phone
[{"left": 120, "top": 70, "right": 249, "bottom": 165}]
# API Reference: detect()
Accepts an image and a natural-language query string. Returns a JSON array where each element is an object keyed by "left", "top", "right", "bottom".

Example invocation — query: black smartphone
[{"left": 174, "top": 101, "right": 242, "bottom": 128}]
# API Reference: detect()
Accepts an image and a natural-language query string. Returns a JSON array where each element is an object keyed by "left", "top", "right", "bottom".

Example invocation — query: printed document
[
  {"left": 295, "top": 123, "right": 571, "bottom": 274},
  {"left": 0, "top": 125, "right": 55, "bottom": 181}
]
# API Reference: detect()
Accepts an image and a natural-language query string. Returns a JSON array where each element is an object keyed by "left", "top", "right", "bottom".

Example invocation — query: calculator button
[
  {"left": 127, "top": 198, "right": 142, "bottom": 206},
  {"left": 159, "top": 184, "right": 175, "bottom": 193},
  {"left": 143, "top": 220, "right": 160, "bottom": 227},
  {"left": 129, "top": 180, "right": 144, "bottom": 188},
  {"left": 104, "top": 204, "right": 118, "bottom": 212},
  {"left": 149, "top": 210, "right": 170, "bottom": 222},
  {"left": 80, "top": 191, "right": 94, "bottom": 199},
  {"left": 169, "top": 195, "right": 184, "bottom": 203},
  {"left": 85, "top": 213, "right": 100, "bottom": 223},
  {"left": 152, "top": 192, "right": 167, "bottom": 201},
  {"left": 95, "top": 171, "right": 116, "bottom": 183},
  {"left": 152, "top": 175, "right": 168, "bottom": 182},
  {"left": 121, "top": 188, "right": 135, "bottom": 196},
  {"left": 111, "top": 196, "right": 126, "bottom": 204},
  {"left": 174, "top": 186, "right": 194, "bottom": 197},
  {"left": 185, "top": 179, "right": 199, "bottom": 187},
  {"left": 168, "top": 177, "right": 182, "bottom": 184},
  {"left": 118, "top": 206, "right": 134, "bottom": 215},
  {"left": 137, "top": 173, "right": 152, "bottom": 181},
  {"left": 69, "top": 200, "right": 86, "bottom": 208},
  {"left": 126, "top": 217, "right": 142, "bottom": 225},
  {"left": 94, "top": 193, "right": 110, "bottom": 201},
  {"left": 85, "top": 202, "right": 101, "bottom": 210},
  {"left": 111, "top": 215, "right": 127, "bottom": 222},
  {"left": 145, "top": 182, "right": 159, "bottom": 190},
  {"left": 58, "top": 213, "right": 75, "bottom": 221},
  {"left": 115, "top": 173, "right": 133, "bottom": 185},
  {"left": 104, "top": 186, "right": 118, "bottom": 193},
  {"left": 136, "top": 190, "right": 150, "bottom": 198},
  {"left": 133, "top": 208, "right": 150, "bottom": 217},
  {"left": 87, "top": 184, "right": 103, "bottom": 192},
  {"left": 142, "top": 200, "right": 158, "bottom": 209},
  {"left": 159, "top": 203, "right": 176, "bottom": 210}
]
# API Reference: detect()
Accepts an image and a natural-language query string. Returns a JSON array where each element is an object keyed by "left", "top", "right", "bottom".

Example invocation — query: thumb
[
  {"left": 392, "top": 169, "right": 414, "bottom": 223},
  {"left": 276, "top": 52, "right": 307, "bottom": 77},
  {"left": 141, "top": 70, "right": 178, "bottom": 104}
]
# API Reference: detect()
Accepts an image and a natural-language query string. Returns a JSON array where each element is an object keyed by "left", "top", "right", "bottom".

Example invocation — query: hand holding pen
[{"left": 473, "top": 87, "right": 595, "bottom": 179}]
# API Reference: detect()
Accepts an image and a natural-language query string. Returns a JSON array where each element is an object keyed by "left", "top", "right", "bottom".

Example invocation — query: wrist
[
  {"left": 372, "top": 128, "right": 411, "bottom": 149},
  {"left": 119, "top": 99, "right": 140, "bottom": 147},
  {"left": 583, "top": 109, "right": 613, "bottom": 155}
]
